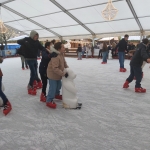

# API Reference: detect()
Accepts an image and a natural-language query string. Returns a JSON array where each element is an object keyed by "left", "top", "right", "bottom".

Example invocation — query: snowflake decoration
[
  {"left": 0, "top": 20, "right": 7, "bottom": 33},
  {"left": 102, "top": 0, "right": 118, "bottom": 21}
]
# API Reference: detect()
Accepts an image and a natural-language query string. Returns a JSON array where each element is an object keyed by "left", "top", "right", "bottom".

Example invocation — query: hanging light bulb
[
  {"left": 0, "top": 6, "right": 7, "bottom": 33},
  {"left": 102, "top": 0, "right": 118, "bottom": 21}
]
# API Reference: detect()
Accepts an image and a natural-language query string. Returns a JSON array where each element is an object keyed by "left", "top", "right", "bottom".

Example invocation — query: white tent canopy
[
  {"left": 1, "top": 0, "right": 150, "bottom": 40},
  {"left": 7, "top": 35, "right": 28, "bottom": 41}
]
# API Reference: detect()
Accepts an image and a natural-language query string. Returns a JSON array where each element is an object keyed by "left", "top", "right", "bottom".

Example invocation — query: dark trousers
[
  {"left": 98, "top": 49, "right": 102, "bottom": 58},
  {"left": 26, "top": 60, "right": 40, "bottom": 87},
  {"left": 102, "top": 51, "right": 107, "bottom": 62},
  {"left": 118, "top": 52, "right": 125, "bottom": 68},
  {"left": 40, "top": 73, "right": 48, "bottom": 95},
  {"left": 20, "top": 55, "right": 27, "bottom": 68},
  {"left": 0, "top": 77, "right": 8, "bottom": 105},
  {"left": 127, "top": 65, "right": 142, "bottom": 88}
]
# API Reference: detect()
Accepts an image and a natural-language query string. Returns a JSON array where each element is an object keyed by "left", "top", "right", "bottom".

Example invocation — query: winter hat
[{"left": 30, "top": 30, "right": 39, "bottom": 39}]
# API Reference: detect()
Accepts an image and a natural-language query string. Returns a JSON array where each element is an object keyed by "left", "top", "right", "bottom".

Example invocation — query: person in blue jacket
[{"left": 39, "top": 41, "right": 59, "bottom": 102}]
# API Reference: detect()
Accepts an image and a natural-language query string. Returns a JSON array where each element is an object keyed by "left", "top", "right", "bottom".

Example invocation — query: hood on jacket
[{"left": 30, "top": 30, "right": 39, "bottom": 39}]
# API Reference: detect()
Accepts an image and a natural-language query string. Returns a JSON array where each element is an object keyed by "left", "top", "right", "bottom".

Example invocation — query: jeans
[
  {"left": 40, "top": 73, "right": 48, "bottom": 96},
  {"left": 46, "top": 79, "right": 62, "bottom": 102},
  {"left": 78, "top": 52, "right": 82, "bottom": 59},
  {"left": 102, "top": 52, "right": 107, "bottom": 62},
  {"left": 118, "top": 52, "right": 125, "bottom": 68},
  {"left": 0, "top": 77, "right": 8, "bottom": 105},
  {"left": 98, "top": 49, "right": 102, "bottom": 58},
  {"left": 20, "top": 55, "right": 27, "bottom": 68},
  {"left": 26, "top": 59, "right": 40, "bottom": 87},
  {"left": 127, "top": 66, "right": 142, "bottom": 88},
  {"left": 82, "top": 51, "right": 85, "bottom": 57}
]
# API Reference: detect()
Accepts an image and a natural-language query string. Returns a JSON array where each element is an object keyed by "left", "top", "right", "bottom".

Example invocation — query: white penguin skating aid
[
  {"left": 108, "top": 50, "right": 112, "bottom": 60},
  {"left": 62, "top": 68, "right": 82, "bottom": 109}
]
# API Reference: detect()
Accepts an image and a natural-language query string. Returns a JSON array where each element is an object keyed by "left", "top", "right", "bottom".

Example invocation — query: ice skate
[
  {"left": 28, "top": 85, "right": 37, "bottom": 95},
  {"left": 33, "top": 80, "right": 37, "bottom": 88},
  {"left": 123, "top": 81, "right": 129, "bottom": 88},
  {"left": 55, "top": 95, "right": 62, "bottom": 100},
  {"left": 3, "top": 101, "right": 12, "bottom": 116},
  {"left": 40, "top": 93, "right": 46, "bottom": 102},
  {"left": 46, "top": 101, "right": 56, "bottom": 109},
  {"left": 120, "top": 68, "right": 126, "bottom": 72},
  {"left": 22, "top": 68, "right": 25, "bottom": 70},
  {"left": 36, "top": 81, "right": 42, "bottom": 89},
  {"left": 135, "top": 87, "right": 146, "bottom": 93}
]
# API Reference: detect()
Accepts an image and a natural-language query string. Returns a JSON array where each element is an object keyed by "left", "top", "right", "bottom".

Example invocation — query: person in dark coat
[
  {"left": 39, "top": 42, "right": 59, "bottom": 102},
  {"left": 77, "top": 44, "right": 82, "bottom": 60},
  {"left": 117, "top": 34, "right": 129, "bottom": 72},
  {"left": 123, "top": 38, "right": 150, "bottom": 93},
  {"left": 17, "top": 30, "right": 45, "bottom": 95}
]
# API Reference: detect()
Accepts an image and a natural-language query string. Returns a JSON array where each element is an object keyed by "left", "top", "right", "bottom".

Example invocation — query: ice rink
[{"left": 0, "top": 57, "right": 150, "bottom": 150}]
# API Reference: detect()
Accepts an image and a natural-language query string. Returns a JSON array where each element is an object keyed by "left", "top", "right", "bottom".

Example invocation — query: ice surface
[{"left": 0, "top": 57, "right": 150, "bottom": 150}]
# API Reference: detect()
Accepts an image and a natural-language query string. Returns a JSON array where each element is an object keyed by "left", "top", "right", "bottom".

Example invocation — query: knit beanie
[{"left": 30, "top": 30, "right": 39, "bottom": 39}]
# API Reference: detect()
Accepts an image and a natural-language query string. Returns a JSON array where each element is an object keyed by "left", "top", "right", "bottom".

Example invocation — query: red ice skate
[
  {"left": 36, "top": 81, "right": 42, "bottom": 89},
  {"left": 101, "top": 62, "right": 107, "bottom": 64},
  {"left": 40, "top": 93, "right": 46, "bottom": 102},
  {"left": 120, "top": 68, "right": 126, "bottom": 72},
  {"left": 135, "top": 87, "right": 146, "bottom": 93},
  {"left": 55, "top": 95, "right": 62, "bottom": 100},
  {"left": 123, "top": 81, "right": 129, "bottom": 88},
  {"left": 46, "top": 101, "right": 56, "bottom": 109},
  {"left": 3, "top": 101, "right": 12, "bottom": 116},
  {"left": 22, "top": 68, "right": 25, "bottom": 70},
  {"left": 28, "top": 88, "right": 37, "bottom": 95}
]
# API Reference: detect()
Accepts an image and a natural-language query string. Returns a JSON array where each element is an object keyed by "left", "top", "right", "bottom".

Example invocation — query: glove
[
  {"left": 51, "top": 52, "right": 58, "bottom": 58},
  {"left": 65, "top": 73, "right": 68, "bottom": 78}
]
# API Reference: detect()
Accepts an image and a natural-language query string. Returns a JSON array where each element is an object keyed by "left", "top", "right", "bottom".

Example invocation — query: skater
[
  {"left": 17, "top": 30, "right": 44, "bottom": 95},
  {"left": 98, "top": 42, "right": 103, "bottom": 59},
  {"left": 123, "top": 38, "right": 150, "bottom": 93},
  {"left": 39, "top": 42, "right": 59, "bottom": 102},
  {"left": 101, "top": 42, "right": 108, "bottom": 64},
  {"left": 77, "top": 44, "right": 82, "bottom": 60},
  {"left": 82, "top": 45, "right": 86, "bottom": 58},
  {"left": 0, "top": 57, "right": 12, "bottom": 115},
  {"left": 46, "top": 42, "right": 68, "bottom": 109},
  {"left": 117, "top": 34, "right": 129, "bottom": 72}
]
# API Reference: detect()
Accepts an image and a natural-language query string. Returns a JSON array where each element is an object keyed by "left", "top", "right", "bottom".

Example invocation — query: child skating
[
  {"left": 46, "top": 42, "right": 68, "bottom": 109},
  {"left": 0, "top": 57, "right": 12, "bottom": 115},
  {"left": 123, "top": 38, "right": 150, "bottom": 93}
]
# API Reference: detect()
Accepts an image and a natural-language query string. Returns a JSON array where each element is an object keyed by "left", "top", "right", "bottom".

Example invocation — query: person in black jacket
[
  {"left": 77, "top": 44, "right": 82, "bottom": 60},
  {"left": 17, "top": 30, "right": 44, "bottom": 95},
  {"left": 39, "top": 42, "right": 59, "bottom": 102},
  {"left": 123, "top": 38, "right": 150, "bottom": 93},
  {"left": 117, "top": 34, "right": 129, "bottom": 72}
]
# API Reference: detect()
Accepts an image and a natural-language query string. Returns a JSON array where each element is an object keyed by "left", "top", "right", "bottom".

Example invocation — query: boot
[
  {"left": 3, "top": 101, "right": 12, "bottom": 116},
  {"left": 46, "top": 101, "right": 56, "bottom": 109},
  {"left": 123, "top": 81, "right": 129, "bottom": 88},
  {"left": 22, "top": 68, "right": 25, "bottom": 70},
  {"left": 55, "top": 95, "right": 62, "bottom": 100},
  {"left": 26, "top": 66, "right": 28, "bottom": 69},
  {"left": 33, "top": 80, "right": 37, "bottom": 88},
  {"left": 135, "top": 87, "right": 146, "bottom": 93},
  {"left": 36, "top": 81, "right": 42, "bottom": 89},
  {"left": 40, "top": 93, "right": 46, "bottom": 102},
  {"left": 28, "top": 85, "right": 37, "bottom": 95},
  {"left": 120, "top": 68, "right": 126, "bottom": 72}
]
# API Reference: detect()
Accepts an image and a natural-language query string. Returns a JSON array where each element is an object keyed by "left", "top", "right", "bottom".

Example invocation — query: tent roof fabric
[{"left": 1, "top": 0, "right": 150, "bottom": 39}]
